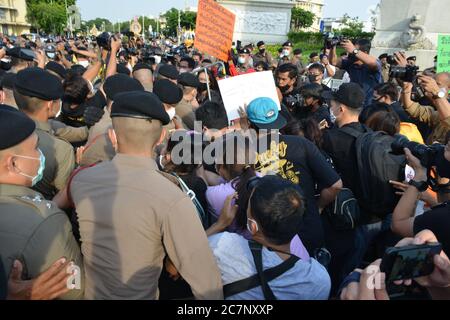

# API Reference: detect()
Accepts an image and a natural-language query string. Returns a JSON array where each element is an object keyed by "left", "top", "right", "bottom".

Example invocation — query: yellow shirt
[{"left": 400, "top": 122, "right": 424, "bottom": 144}]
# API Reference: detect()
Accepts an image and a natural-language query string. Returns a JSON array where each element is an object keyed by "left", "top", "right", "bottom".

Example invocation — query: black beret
[
  {"left": 239, "top": 48, "right": 251, "bottom": 55},
  {"left": 153, "top": 79, "right": 183, "bottom": 105},
  {"left": 257, "top": 41, "right": 265, "bottom": 47},
  {"left": 407, "top": 56, "right": 417, "bottom": 61},
  {"left": 111, "top": 91, "right": 170, "bottom": 125},
  {"left": 116, "top": 63, "right": 131, "bottom": 76},
  {"left": 158, "top": 64, "right": 179, "bottom": 80},
  {"left": 133, "top": 62, "right": 152, "bottom": 73},
  {"left": 283, "top": 41, "right": 293, "bottom": 47},
  {"left": 15, "top": 67, "right": 63, "bottom": 101},
  {"left": 1, "top": 73, "right": 17, "bottom": 90},
  {"left": 294, "top": 48, "right": 303, "bottom": 55},
  {"left": 178, "top": 73, "right": 200, "bottom": 88},
  {"left": 378, "top": 53, "right": 388, "bottom": 60},
  {"left": 104, "top": 74, "right": 144, "bottom": 101},
  {"left": 0, "top": 104, "right": 36, "bottom": 150},
  {"left": 6, "top": 47, "right": 35, "bottom": 61},
  {"left": 45, "top": 61, "right": 67, "bottom": 80}
]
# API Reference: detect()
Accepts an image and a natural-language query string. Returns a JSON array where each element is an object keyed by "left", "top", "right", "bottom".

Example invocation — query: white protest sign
[{"left": 218, "top": 71, "right": 280, "bottom": 123}]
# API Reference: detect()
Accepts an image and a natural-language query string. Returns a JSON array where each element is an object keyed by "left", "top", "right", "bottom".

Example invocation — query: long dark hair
[{"left": 215, "top": 132, "right": 256, "bottom": 230}]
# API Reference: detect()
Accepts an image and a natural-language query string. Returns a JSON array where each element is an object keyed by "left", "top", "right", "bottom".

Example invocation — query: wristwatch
[
  {"left": 352, "top": 49, "right": 360, "bottom": 55},
  {"left": 408, "top": 180, "right": 428, "bottom": 192},
  {"left": 433, "top": 88, "right": 447, "bottom": 99}
]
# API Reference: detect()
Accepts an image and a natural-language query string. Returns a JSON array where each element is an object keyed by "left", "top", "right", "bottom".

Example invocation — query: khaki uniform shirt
[
  {"left": 49, "top": 119, "right": 89, "bottom": 144},
  {"left": 70, "top": 154, "right": 223, "bottom": 300},
  {"left": 404, "top": 102, "right": 450, "bottom": 144},
  {"left": 176, "top": 99, "right": 196, "bottom": 130},
  {"left": 34, "top": 121, "right": 76, "bottom": 199},
  {"left": 253, "top": 51, "right": 275, "bottom": 67},
  {"left": 0, "top": 184, "right": 84, "bottom": 300},
  {"left": 79, "top": 109, "right": 115, "bottom": 167}
]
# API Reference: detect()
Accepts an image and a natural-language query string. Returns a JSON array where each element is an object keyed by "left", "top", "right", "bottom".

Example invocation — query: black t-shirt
[
  {"left": 0, "top": 256, "right": 6, "bottom": 300},
  {"left": 255, "top": 134, "right": 341, "bottom": 253},
  {"left": 58, "top": 90, "right": 106, "bottom": 128},
  {"left": 322, "top": 122, "right": 368, "bottom": 200},
  {"left": 413, "top": 202, "right": 450, "bottom": 256}
]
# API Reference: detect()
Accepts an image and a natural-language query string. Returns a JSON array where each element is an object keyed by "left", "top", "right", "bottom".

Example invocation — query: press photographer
[
  {"left": 329, "top": 38, "right": 382, "bottom": 106},
  {"left": 395, "top": 52, "right": 450, "bottom": 144},
  {"left": 390, "top": 132, "right": 450, "bottom": 258}
]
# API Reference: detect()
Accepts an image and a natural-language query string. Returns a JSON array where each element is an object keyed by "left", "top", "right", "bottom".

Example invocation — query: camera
[
  {"left": 391, "top": 135, "right": 449, "bottom": 182},
  {"left": 96, "top": 32, "right": 115, "bottom": 51},
  {"left": 389, "top": 65, "right": 425, "bottom": 102},
  {"left": 284, "top": 94, "right": 305, "bottom": 111},
  {"left": 324, "top": 33, "right": 347, "bottom": 50}
]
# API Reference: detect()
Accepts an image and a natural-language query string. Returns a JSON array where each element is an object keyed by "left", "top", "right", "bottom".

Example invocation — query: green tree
[
  {"left": 162, "top": 8, "right": 197, "bottom": 37},
  {"left": 339, "top": 14, "right": 364, "bottom": 38},
  {"left": 291, "top": 7, "right": 315, "bottom": 31},
  {"left": 26, "top": 0, "right": 76, "bottom": 33}
]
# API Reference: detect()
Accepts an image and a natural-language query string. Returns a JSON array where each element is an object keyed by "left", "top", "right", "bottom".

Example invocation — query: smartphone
[{"left": 380, "top": 243, "right": 442, "bottom": 283}]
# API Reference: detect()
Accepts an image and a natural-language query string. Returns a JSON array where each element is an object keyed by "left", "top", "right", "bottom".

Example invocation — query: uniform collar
[
  {"left": 0, "top": 183, "right": 42, "bottom": 198},
  {"left": 34, "top": 120, "right": 52, "bottom": 134},
  {"left": 112, "top": 153, "right": 158, "bottom": 170}
]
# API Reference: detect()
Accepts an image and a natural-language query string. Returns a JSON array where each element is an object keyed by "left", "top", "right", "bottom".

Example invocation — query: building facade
[
  {"left": 293, "top": 0, "right": 324, "bottom": 32},
  {"left": 0, "top": 0, "right": 30, "bottom": 36}
]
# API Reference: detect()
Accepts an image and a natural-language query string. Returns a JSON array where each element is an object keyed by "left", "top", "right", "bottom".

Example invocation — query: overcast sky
[{"left": 77, "top": 0, "right": 380, "bottom": 22}]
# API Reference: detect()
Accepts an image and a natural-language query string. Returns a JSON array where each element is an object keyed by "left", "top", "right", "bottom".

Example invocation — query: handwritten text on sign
[
  {"left": 437, "top": 35, "right": 450, "bottom": 73},
  {"left": 194, "top": 0, "right": 236, "bottom": 62}
]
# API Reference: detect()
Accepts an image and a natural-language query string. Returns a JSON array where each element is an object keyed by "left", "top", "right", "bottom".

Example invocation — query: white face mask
[
  {"left": 283, "top": 50, "right": 290, "bottom": 57},
  {"left": 154, "top": 56, "right": 162, "bottom": 64},
  {"left": 238, "top": 57, "right": 246, "bottom": 65},
  {"left": 166, "top": 107, "right": 176, "bottom": 121},
  {"left": 78, "top": 60, "right": 90, "bottom": 68},
  {"left": 179, "top": 68, "right": 188, "bottom": 74},
  {"left": 329, "top": 108, "right": 337, "bottom": 124}
]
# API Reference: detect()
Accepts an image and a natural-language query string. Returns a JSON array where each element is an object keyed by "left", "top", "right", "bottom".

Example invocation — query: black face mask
[
  {"left": 279, "top": 84, "right": 291, "bottom": 93},
  {"left": 199, "top": 83, "right": 208, "bottom": 92},
  {"left": 308, "top": 75, "right": 319, "bottom": 83},
  {"left": 259, "top": 48, "right": 266, "bottom": 54}
]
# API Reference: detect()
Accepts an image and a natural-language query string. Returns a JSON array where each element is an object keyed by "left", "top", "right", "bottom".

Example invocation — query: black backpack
[
  {"left": 340, "top": 127, "right": 406, "bottom": 220},
  {"left": 325, "top": 188, "right": 361, "bottom": 231}
]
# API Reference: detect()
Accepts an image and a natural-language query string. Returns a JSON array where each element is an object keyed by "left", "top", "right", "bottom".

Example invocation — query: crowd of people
[{"left": 0, "top": 30, "right": 449, "bottom": 300}]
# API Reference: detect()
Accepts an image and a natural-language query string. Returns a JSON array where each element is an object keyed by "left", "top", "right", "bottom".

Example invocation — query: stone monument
[
  {"left": 217, "top": 0, "right": 295, "bottom": 44},
  {"left": 371, "top": 0, "right": 450, "bottom": 70}
]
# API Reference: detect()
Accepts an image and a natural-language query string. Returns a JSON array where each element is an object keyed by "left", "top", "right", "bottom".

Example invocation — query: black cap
[
  {"left": 158, "top": 64, "right": 179, "bottom": 80},
  {"left": 6, "top": 47, "right": 35, "bottom": 61},
  {"left": 282, "top": 41, "right": 293, "bottom": 47},
  {"left": 1, "top": 73, "right": 17, "bottom": 90},
  {"left": 45, "top": 61, "right": 67, "bottom": 79},
  {"left": 0, "top": 104, "right": 36, "bottom": 150},
  {"left": 153, "top": 79, "right": 183, "bottom": 105},
  {"left": 15, "top": 67, "right": 63, "bottom": 101},
  {"left": 321, "top": 83, "right": 365, "bottom": 109},
  {"left": 293, "top": 48, "right": 303, "bottom": 55},
  {"left": 116, "top": 64, "right": 131, "bottom": 76},
  {"left": 104, "top": 74, "right": 145, "bottom": 101},
  {"left": 133, "top": 62, "right": 152, "bottom": 73},
  {"left": 378, "top": 53, "right": 388, "bottom": 60},
  {"left": 239, "top": 48, "right": 251, "bottom": 55},
  {"left": 178, "top": 73, "right": 200, "bottom": 88},
  {"left": 111, "top": 91, "right": 170, "bottom": 125},
  {"left": 257, "top": 41, "right": 265, "bottom": 47}
]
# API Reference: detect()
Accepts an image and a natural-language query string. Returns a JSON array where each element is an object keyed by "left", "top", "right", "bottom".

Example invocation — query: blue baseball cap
[{"left": 246, "top": 97, "right": 287, "bottom": 130}]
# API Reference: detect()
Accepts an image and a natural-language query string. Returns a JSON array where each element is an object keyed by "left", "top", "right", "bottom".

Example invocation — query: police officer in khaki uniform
[
  {"left": 79, "top": 74, "right": 145, "bottom": 166},
  {"left": 0, "top": 72, "right": 89, "bottom": 145},
  {"left": 236, "top": 48, "right": 255, "bottom": 74},
  {"left": 176, "top": 73, "right": 200, "bottom": 130},
  {"left": 69, "top": 91, "right": 223, "bottom": 300},
  {"left": 0, "top": 105, "right": 84, "bottom": 300},
  {"left": 14, "top": 68, "right": 75, "bottom": 200}
]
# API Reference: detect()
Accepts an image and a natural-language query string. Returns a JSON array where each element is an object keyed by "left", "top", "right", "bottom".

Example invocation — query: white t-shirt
[{"left": 208, "top": 232, "right": 331, "bottom": 300}]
